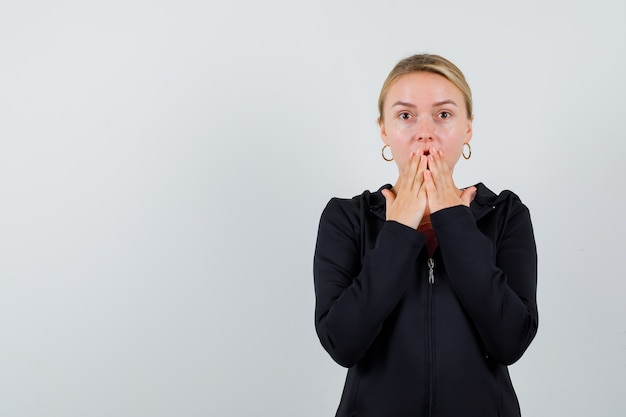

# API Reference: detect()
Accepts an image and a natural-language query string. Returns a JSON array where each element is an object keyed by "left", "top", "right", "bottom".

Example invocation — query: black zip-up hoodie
[{"left": 314, "top": 183, "right": 538, "bottom": 416}]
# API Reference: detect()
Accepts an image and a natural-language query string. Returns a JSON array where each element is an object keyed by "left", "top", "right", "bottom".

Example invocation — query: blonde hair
[{"left": 378, "top": 54, "right": 473, "bottom": 121}]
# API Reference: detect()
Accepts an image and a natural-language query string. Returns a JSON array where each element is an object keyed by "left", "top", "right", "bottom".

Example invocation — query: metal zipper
[
  {"left": 427, "top": 257, "right": 435, "bottom": 416},
  {"left": 428, "top": 257, "right": 435, "bottom": 284}
]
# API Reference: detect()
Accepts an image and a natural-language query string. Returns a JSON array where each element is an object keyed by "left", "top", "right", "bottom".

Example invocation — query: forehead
[{"left": 387, "top": 71, "right": 463, "bottom": 102}]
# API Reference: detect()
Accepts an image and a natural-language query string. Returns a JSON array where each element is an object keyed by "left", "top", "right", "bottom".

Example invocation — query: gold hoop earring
[
  {"left": 381, "top": 145, "right": 393, "bottom": 162},
  {"left": 462, "top": 143, "right": 472, "bottom": 160}
]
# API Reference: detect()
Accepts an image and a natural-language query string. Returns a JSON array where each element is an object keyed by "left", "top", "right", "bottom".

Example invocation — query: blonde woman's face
[{"left": 379, "top": 72, "right": 472, "bottom": 173}]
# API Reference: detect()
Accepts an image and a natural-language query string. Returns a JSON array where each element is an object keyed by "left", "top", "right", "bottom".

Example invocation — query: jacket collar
[{"left": 369, "top": 182, "right": 500, "bottom": 222}]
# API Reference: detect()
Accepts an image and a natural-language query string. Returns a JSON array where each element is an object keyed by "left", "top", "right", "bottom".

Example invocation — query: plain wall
[{"left": 1, "top": 0, "right": 625, "bottom": 416}]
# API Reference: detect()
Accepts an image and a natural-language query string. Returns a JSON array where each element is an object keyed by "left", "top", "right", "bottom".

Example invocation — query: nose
[{"left": 415, "top": 117, "right": 434, "bottom": 141}]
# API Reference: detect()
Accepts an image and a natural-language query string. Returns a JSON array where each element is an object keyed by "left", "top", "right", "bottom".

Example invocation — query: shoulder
[
  {"left": 471, "top": 183, "right": 533, "bottom": 234},
  {"left": 321, "top": 184, "right": 391, "bottom": 220},
  {"left": 473, "top": 183, "right": 529, "bottom": 210}
]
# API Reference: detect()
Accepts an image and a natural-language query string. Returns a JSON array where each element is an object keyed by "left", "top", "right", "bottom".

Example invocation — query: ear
[
  {"left": 465, "top": 115, "right": 473, "bottom": 144},
  {"left": 378, "top": 117, "right": 389, "bottom": 145}
]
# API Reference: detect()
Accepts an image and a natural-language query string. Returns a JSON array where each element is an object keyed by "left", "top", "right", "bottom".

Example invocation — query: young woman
[{"left": 314, "top": 54, "right": 538, "bottom": 416}]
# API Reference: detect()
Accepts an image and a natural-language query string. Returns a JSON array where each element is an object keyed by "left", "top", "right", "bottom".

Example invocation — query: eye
[
  {"left": 399, "top": 112, "right": 412, "bottom": 120},
  {"left": 438, "top": 111, "right": 451, "bottom": 119}
]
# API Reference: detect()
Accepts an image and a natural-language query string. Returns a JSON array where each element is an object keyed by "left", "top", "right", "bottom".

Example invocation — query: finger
[
  {"left": 381, "top": 188, "right": 396, "bottom": 218},
  {"left": 416, "top": 179, "right": 428, "bottom": 212},
  {"left": 423, "top": 169, "right": 437, "bottom": 201},
  {"left": 415, "top": 154, "right": 428, "bottom": 189},
  {"left": 429, "top": 148, "right": 453, "bottom": 189},
  {"left": 426, "top": 148, "right": 442, "bottom": 184},
  {"left": 397, "top": 152, "right": 416, "bottom": 191},
  {"left": 460, "top": 186, "right": 477, "bottom": 207},
  {"left": 407, "top": 152, "right": 419, "bottom": 189},
  {"left": 437, "top": 149, "right": 453, "bottom": 177},
  {"left": 406, "top": 152, "right": 422, "bottom": 191},
  {"left": 393, "top": 164, "right": 407, "bottom": 195}
]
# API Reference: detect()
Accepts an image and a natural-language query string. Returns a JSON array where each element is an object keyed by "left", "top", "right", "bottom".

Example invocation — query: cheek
[
  {"left": 445, "top": 146, "right": 463, "bottom": 168},
  {"left": 437, "top": 141, "right": 461, "bottom": 165},
  {"left": 393, "top": 149, "right": 416, "bottom": 173},
  {"left": 393, "top": 155, "right": 408, "bottom": 172},
  {"left": 446, "top": 157, "right": 459, "bottom": 170}
]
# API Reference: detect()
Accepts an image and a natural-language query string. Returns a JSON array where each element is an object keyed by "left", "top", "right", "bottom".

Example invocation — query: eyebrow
[
  {"left": 433, "top": 99, "right": 458, "bottom": 107},
  {"left": 391, "top": 100, "right": 416, "bottom": 108},
  {"left": 391, "top": 99, "right": 458, "bottom": 108}
]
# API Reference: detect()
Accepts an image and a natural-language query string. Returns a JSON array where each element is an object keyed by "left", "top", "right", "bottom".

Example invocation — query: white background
[{"left": 1, "top": 0, "right": 625, "bottom": 416}]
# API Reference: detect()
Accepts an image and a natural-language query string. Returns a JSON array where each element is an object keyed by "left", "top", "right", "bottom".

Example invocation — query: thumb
[
  {"left": 460, "top": 186, "right": 477, "bottom": 207},
  {"left": 381, "top": 188, "right": 396, "bottom": 215}
]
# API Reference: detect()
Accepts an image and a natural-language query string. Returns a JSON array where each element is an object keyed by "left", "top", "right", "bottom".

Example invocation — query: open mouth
[{"left": 422, "top": 150, "right": 431, "bottom": 169}]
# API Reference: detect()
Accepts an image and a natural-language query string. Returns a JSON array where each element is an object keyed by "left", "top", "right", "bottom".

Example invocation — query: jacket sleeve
[
  {"left": 431, "top": 200, "right": 538, "bottom": 365},
  {"left": 313, "top": 198, "right": 425, "bottom": 368}
]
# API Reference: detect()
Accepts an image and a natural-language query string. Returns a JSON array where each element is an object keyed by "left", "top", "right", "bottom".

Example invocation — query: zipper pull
[{"left": 428, "top": 258, "right": 435, "bottom": 284}]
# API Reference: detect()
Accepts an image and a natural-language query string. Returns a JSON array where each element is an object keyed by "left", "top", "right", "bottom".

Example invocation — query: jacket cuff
[
  {"left": 382, "top": 220, "right": 426, "bottom": 246},
  {"left": 430, "top": 205, "right": 474, "bottom": 227}
]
